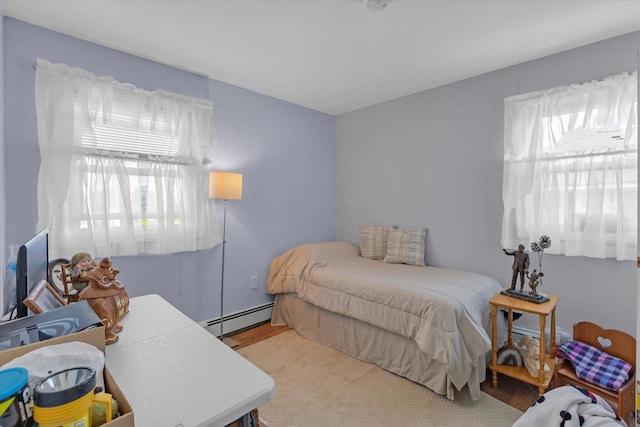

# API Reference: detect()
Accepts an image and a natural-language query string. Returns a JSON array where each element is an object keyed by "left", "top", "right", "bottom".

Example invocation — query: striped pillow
[
  {"left": 359, "top": 225, "right": 396, "bottom": 260},
  {"left": 384, "top": 228, "right": 427, "bottom": 266}
]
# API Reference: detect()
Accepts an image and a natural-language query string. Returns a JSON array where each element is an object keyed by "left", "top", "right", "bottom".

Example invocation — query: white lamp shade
[{"left": 209, "top": 172, "right": 243, "bottom": 200}]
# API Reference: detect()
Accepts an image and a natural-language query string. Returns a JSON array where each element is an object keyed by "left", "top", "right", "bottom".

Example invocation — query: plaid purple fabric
[{"left": 558, "top": 340, "right": 632, "bottom": 391}]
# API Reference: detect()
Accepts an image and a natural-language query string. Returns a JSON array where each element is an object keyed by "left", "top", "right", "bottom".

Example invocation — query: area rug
[{"left": 238, "top": 330, "right": 523, "bottom": 426}]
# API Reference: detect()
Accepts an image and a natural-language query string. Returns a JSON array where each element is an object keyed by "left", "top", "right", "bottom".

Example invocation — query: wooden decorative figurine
[{"left": 79, "top": 257, "right": 129, "bottom": 345}]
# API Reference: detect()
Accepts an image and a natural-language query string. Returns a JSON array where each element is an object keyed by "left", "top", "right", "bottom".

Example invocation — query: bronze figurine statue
[{"left": 503, "top": 244, "right": 530, "bottom": 291}]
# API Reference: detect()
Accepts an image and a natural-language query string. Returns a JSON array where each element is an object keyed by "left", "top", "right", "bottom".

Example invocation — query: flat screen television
[{"left": 15, "top": 228, "right": 50, "bottom": 319}]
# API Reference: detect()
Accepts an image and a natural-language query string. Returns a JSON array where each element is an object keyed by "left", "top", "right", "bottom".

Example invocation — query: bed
[{"left": 267, "top": 240, "right": 507, "bottom": 400}]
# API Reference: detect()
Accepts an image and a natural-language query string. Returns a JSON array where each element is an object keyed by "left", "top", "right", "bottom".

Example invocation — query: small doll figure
[
  {"left": 70, "top": 252, "right": 98, "bottom": 292},
  {"left": 70, "top": 252, "right": 97, "bottom": 280}
]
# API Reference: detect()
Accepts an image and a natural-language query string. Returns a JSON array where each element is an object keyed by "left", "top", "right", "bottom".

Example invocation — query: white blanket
[
  {"left": 267, "top": 241, "right": 506, "bottom": 399},
  {"left": 513, "top": 385, "right": 628, "bottom": 427}
]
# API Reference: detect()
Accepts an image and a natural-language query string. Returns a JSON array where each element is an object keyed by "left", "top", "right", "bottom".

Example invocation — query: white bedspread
[{"left": 267, "top": 241, "right": 505, "bottom": 399}]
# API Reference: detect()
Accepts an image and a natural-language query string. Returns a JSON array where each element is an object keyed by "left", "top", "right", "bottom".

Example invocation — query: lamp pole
[
  {"left": 208, "top": 171, "right": 242, "bottom": 347},
  {"left": 220, "top": 198, "right": 228, "bottom": 340}
]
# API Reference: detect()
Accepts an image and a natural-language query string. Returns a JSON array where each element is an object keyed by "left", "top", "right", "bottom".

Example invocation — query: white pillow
[{"left": 384, "top": 228, "right": 427, "bottom": 266}]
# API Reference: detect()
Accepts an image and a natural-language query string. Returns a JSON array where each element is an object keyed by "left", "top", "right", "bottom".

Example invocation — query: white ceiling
[{"left": 4, "top": 0, "right": 640, "bottom": 115}]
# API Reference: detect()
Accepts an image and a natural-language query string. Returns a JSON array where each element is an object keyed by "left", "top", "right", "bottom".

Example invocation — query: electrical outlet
[{"left": 250, "top": 275, "right": 258, "bottom": 290}]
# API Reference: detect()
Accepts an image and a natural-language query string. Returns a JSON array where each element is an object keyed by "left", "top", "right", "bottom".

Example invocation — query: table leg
[
  {"left": 550, "top": 307, "right": 556, "bottom": 359},
  {"left": 491, "top": 304, "right": 498, "bottom": 388},
  {"left": 539, "top": 314, "right": 546, "bottom": 386},
  {"left": 507, "top": 308, "right": 513, "bottom": 346}
]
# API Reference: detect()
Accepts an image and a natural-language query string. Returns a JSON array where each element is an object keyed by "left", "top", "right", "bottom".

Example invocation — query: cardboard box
[
  {"left": 0, "top": 301, "right": 105, "bottom": 350},
  {"left": 0, "top": 325, "right": 133, "bottom": 427}
]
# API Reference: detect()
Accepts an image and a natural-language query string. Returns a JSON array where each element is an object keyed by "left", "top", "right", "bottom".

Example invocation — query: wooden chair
[
  {"left": 554, "top": 321, "right": 636, "bottom": 425},
  {"left": 48, "top": 258, "right": 88, "bottom": 304},
  {"left": 60, "top": 263, "right": 92, "bottom": 303}
]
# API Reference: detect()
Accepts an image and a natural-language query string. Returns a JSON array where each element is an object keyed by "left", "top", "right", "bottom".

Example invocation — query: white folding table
[{"left": 105, "top": 294, "right": 274, "bottom": 427}]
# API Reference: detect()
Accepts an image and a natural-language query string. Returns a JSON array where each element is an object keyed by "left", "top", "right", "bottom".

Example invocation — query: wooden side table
[{"left": 489, "top": 292, "right": 559, "bottom": 395}]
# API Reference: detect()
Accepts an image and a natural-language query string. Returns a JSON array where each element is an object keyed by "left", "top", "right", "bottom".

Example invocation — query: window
[
  {"left": 502, "top": 72, "right": 637, "bottom": 260},
  {"left": 35, "top": 59, "right": 221, "bottom": 258}
]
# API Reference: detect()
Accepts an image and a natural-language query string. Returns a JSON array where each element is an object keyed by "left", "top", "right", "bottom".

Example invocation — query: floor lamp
[{"left": 209, "top": 171, "right": 243, "bottom": 347}]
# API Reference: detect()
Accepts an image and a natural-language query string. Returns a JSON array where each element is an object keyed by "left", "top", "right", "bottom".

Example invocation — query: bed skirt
[{"left": 271, "top": 293, "right": 490, "bottom": 400}]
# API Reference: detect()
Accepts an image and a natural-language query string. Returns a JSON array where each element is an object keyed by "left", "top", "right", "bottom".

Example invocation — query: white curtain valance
[
  {"left": 35, "top": 58, "right": 221, "bottom": 258},
  {"left": 501, "top": 72, "right": 637, "bottom": 260}
]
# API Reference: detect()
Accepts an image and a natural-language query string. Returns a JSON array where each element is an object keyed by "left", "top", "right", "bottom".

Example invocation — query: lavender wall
[
  {"left": 3, "top": 17, "right": 335, "bottom": 321},
  {"left": 336, "top": 31, "right": 640, "bottom": 336}
]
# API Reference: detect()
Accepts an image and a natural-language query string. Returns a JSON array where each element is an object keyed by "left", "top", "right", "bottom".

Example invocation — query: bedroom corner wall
[
  {"left": 3, "top": 17, "right": 335, "bottom": 323},
  {"left": 335, "top": 31, "right": 640, "bottom": 336},
  {"left": 203, "top": 78, "right": 336, "bottom": 322}
]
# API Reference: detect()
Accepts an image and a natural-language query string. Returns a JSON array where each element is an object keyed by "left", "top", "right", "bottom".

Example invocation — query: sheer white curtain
[
  {"left": 502, "top": 72, "right": 637, "bottom": 260},
  {"left": 35, "top": 59, "right": 221, "bottom": 258}
]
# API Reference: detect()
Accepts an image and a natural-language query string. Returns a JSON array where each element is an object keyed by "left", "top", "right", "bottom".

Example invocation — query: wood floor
[{"left": 229, "top": 321, "right": 539, "bottom": 413}]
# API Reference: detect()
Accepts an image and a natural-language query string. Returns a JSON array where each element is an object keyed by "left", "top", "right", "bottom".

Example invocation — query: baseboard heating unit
[
  {"left": 200, "top": 302, "right": 274, "bottom": 338},
  {"left": 512, "top": 325, "right": 571, "bottom": 348}
]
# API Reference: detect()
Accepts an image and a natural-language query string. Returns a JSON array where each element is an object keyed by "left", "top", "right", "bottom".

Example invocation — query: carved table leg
[
  {"left": 491, "top": 304, "right": 498, "bottom": 388},
  {"left": 538, "top": 314, "right": 546, "bottom": 395}
]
